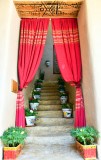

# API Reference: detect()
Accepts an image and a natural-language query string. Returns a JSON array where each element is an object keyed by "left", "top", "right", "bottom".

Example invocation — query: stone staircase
[{"left": 18, "top": 81, "right": 83, "bottom": 160}]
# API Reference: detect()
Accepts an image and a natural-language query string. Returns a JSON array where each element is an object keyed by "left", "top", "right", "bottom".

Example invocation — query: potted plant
[
  {"left": 57, "top": 77, "right": 65, "bottom": 86},
  {"left": 39, "top": 72, "right": 45, "bottom": 80},
  {"left": 0, "top": 127, "right": 27, "bottom": 159},
  {"left": 58, "top": 86, "right": 65, "bottom": 93},
  {"left": 29, "top": 97, "right": 39, "bottom": 110},
  {"left": 35, "top": 84, "right": 42, "bottom": 91},
  {"left": 62, "top": 103, "right": 73, "bottom": 118},
  {"left": 70, "top": 126, "right": 100, "bottom": 159},
  {"left": 25, "top": 108, "right": 38, "bottom": 126},
  {"left": 36, "top": 79, "right": 43, "bottom": 83},
  {"left": 32, "top": 90, "right": 41, "bottom": 99},
  {"left": 60, "top": 92, "right": 69, "bottom": 104}
]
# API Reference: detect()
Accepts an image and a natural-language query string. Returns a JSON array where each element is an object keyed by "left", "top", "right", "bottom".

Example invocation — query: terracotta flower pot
[
  {"left": 76, "top": 141, "right": 96, "bottom": 160},
  {"left": 4, "top": 144, "right": 23, "bottom": 159}
]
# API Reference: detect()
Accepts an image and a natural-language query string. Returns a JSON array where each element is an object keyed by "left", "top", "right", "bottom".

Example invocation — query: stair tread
[
  {"left": 38, "top": 104, "right": 61, "bottom": 111},
  {"left": 25, "top": 134, "right": 75, "bottom": 145},
  {"left": 26, "top": 125, "right": 73, "bottom": 136},
  {"left": 36, "top": 118, "right": 74, "bottom": 126},
  {"left": 27, "top": 132, "right": 72, "bottom": 137},
  {"left": 18, "top": 143, "right": 85, "bottom": 160}
]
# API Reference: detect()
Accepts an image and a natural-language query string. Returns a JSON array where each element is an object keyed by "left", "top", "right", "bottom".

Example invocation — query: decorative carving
[{"left": 14, "top": 0, "right": 83, "bottom": 18}]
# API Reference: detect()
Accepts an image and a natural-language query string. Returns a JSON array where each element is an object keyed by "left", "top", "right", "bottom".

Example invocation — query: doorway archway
[{"left": 16, "top": 18, "right": 86, "bottom": 128}]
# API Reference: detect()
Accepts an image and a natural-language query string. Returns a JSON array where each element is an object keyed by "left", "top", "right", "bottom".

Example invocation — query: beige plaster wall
[
  {"left": 0, "top": 0, "right": 20, "bottom": 135},
  {"left": 40, "top": 20, "right": 60, "bottom": 81},
  {"left": 66, "top": 83, "right": 76, "bottom": 105},
  {"left": 78, "top": 0, "right": 101, "bottom": 158},
  {"left": 78, "top": 1, "right": 96, "bottom": 127}
]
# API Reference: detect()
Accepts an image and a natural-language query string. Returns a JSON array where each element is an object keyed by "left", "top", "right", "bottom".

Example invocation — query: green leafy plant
[
  {"left": 60, "top": 92, "right": 69, "bottom": 97},
  {"left": 62, "top": 103, "right": 73, "bottom": 109},
  {"left": 25, "top": 108, "right": 38, "bottom": 117},
  {"left": 58, "top": 86, "right": 65, "bottom": 91},
  {"left": 0, "top": 127, "right": 27, "bottom": 147},
  {"left": 70, "top": 126, "right": 99, "bottom": 145},
  {"left": 39, "top": 71, "right": 45, "bottom": 80},
  {"left": 32, "top": 91, "right": 40, "bottom": 95},
  {"left": 36, "top": 79, "right": 43, "bottom": 83},
  {"left": 57, "top": 77, "right": 65, "bottom": 85},
  {"left": 29, "top": 97, "right": 39, "bottom": 103},
  {"left": 35, "top": 84, "right": 42, "bottom": 88}
]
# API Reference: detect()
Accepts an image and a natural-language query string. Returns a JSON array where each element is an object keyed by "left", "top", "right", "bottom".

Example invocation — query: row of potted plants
[
  {"left": 0, "top": 73, "right": 45, "bottom": 159},
  {"left": 58, "top": 77, "right": 68, "bottom": 104},
  {"left": 58, "top": 77, "right": 100, "bottom": 159},
  {"left": 57, "top": 77, "right": 73, "bottom": 118},
  {"left": 25, "top": 77, "right": 44, "bottom": 127}
]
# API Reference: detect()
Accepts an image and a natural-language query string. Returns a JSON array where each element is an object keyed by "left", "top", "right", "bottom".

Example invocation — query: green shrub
[
  {"left": 57, "top": 77, "right": 65, "bottom": 85},
  {"left": 25, "top": 108, "right": 38, "bottom": 117},
  {"left": 29, "top": 97, "right": 39, "bottom": 103},
  {"left": 39, "top": 71, "right": 45, "bottom": 80},
  {"left": 71, "top": 126, "right": 99, "bottom": 145},
  {"left": 32, "top": 91, "right": 40, "bottom": 95},
  {"left": 62, "top": 103, "right": 73, "bottom": 109},
  {"left": 0, "top": 127, "right": 27, "bottom": 147}
]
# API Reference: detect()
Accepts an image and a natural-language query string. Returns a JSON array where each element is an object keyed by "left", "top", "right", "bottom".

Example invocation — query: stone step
[
  {"left": 36, "top": 118, "right": 74, "bottom": 126},
  {"left": 39, "top": 100, "right": 61, "bottom": 105},
  {"left": 42, "top": 86, "right": 58, "bottom": 89},
  {"left": 25, "top": 132, "right": 75, "bottom": 145},
  {"left": 42, "top": 81, "right": 58, "bottom": 86},
  {"left": 38, "top": 111, "right": 63, "bottom": 118},
  {"left": 41, "top": 90, "right": 59, "bottom": 93},
  {"left": 41, "top": 92, "right": 60, "bottom": 96},
  {"left": 18, "top": 143, "right": 83, "bottom": 160},
  {"left": 40, "top": 95, "right": 60, "bottom": 100},
  {"left": 38, "top": 104, "right": 61, "bottom": 111},
  {"left": 26, "top": 125, "right": 73, "bottom": 136}
]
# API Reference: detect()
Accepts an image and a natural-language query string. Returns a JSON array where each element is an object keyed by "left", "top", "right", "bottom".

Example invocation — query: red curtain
[
  {"left": 52, "top": 18, "right": 86, "bottom": 127},
  {"left": 16, "top": 18, "right": 49, "bottom": 127}
]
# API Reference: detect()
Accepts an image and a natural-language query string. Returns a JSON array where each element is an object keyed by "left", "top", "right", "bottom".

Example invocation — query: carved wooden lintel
[{"left": 13, "top": 0, "right": 84, "bottom": 18}]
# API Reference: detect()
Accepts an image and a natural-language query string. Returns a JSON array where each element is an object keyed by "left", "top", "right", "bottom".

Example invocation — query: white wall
[
  {"left": 40, "top": 20, "right": 60, "bottom": 81},
  {"left": 78, "top": 0, "right": 101, "bottom": 158},
  {"left": 0, "top": 0, "right": 20, "bottom": 135}
]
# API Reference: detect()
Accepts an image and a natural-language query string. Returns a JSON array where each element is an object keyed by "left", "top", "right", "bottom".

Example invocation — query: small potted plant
[
  {"left": 32, "top": 90, "right": 41, "bottom": 99},
  {"left": 0, "top": 127, "right": 27, "bottom": 159},
  {"left": 29, "top": 97, "right": 39, "bottom": 110},
  {"left": 36, "top": 79, "right": 43, "bottom": 84},
  {"left": 70, "top": 126, "right": 100, "bottom": 159},
  {"left": 39, "top": 71, "right": 45, "bottom": 80},
  {"left": 35, "top": 84, "right": 42, "bottom": 91},
  {"left": 25, "top": 108, "right": 38, "bottom": 126},
  {"left": 57, "top": 77, "right": 65, "bottom": 86},
  {"left": 62, "top": 103, "right": 73, "bottom": 118},
  {"left": 58, "top": 86, "right": 65, "bottom": 93},
  {"left": 60, "top": 92, "right": 69, "bottom": 104}
]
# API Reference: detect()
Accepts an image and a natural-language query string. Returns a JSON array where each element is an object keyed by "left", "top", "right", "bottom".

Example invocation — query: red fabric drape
[
  {"left": 52, "top": 18, "right": 86, "bottom": 127},
  {"left": 16, "top": 18, "right": 49, "bottom": 127}
]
